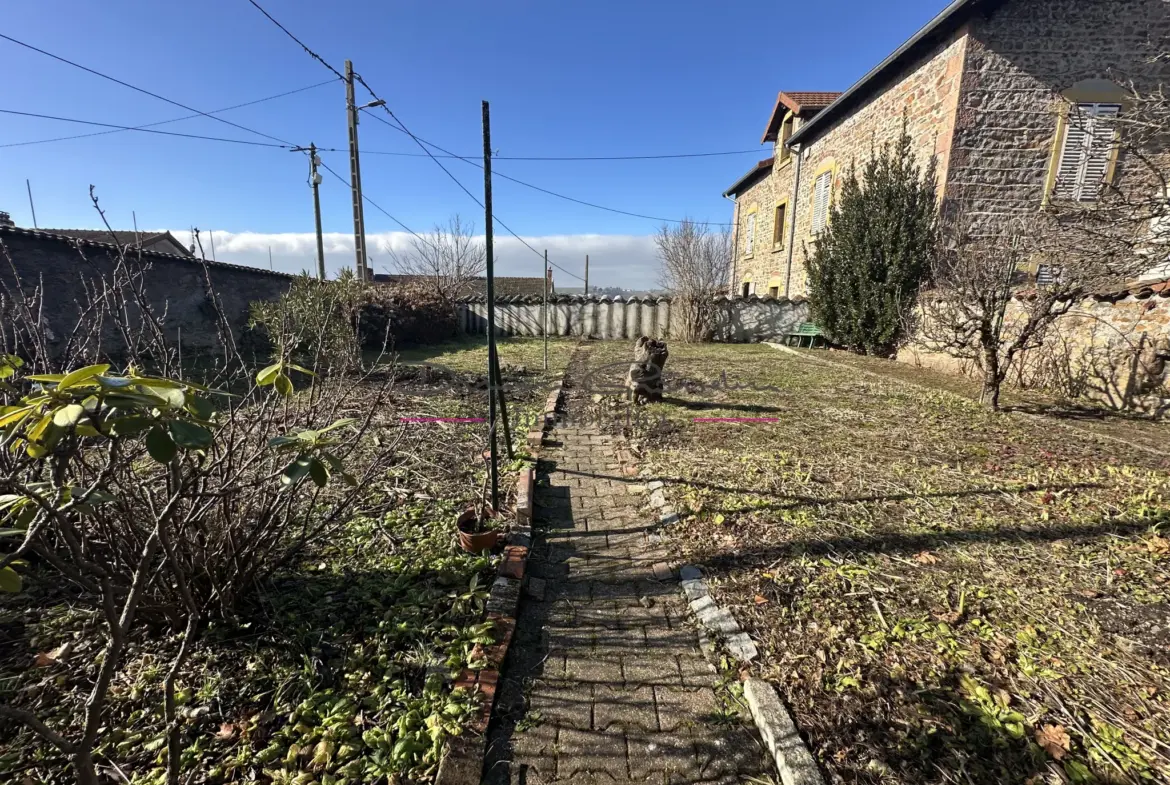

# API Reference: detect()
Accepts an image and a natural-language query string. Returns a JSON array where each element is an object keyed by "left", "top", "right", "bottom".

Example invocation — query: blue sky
[{"left": 1, "top": 0, "right": 946, "bottom": 287}]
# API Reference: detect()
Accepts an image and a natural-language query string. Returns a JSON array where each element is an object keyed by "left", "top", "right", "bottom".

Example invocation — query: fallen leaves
[
  {"left": 1035, "top": 724, "right": 1071, "bottom": 760},
  {"left": 32, "top": 642, "right": 72, "bottom": 668},
  {"left": 913, "top": 551, "right": 939, "bottom": 565},
  {"left": 215, "top": 722, "right": 238, "bottom": 741}
]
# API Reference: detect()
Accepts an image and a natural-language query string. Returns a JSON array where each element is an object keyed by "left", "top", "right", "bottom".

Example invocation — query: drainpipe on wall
[
  {"left": 724, "top": 193, "right": 740, "bottom": 296},
  {"left": 783, "top": 142, "right": 803, "bottom": 298}
]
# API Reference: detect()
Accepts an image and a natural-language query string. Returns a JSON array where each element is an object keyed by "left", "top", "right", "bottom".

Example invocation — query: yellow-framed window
[{"left": 772, "top": 202, "right": 788, "bottom": 247}]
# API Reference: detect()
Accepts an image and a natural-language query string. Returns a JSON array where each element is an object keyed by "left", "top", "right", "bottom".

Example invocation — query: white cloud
[{"left": 167, "top": 229, "right": 663, "bottom": 290}]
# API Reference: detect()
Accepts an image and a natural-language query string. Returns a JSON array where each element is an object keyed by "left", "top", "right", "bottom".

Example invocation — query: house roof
[
  {"left": 761, "top": 91, "right": 844, "bottom": 143},
  {"left": 722, "top": 158, "right": 775, "bottom": 198},
  {"left": 374, "top": 274, "right": 552, "bottom": 297},
  {"left": 39, "top": 228, "right": 193, "bottom": 256},
  {"left": 788, "top": 0, "right": 1004, "bottom": 147},
  {"left": 0, "top": 225, "right": 291, "bottom": 278}
]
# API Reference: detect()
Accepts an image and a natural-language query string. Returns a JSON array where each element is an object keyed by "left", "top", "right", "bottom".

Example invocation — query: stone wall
[
  {"left": 731, "top": 155, "right": 800, "bottom": 299},
  {"left": 0, "top": 227, "right": 292, "bottom": 356},
  {"left": 458, "top": 295, "right": 808, "bottom": 343},
  {"left": 950, "top": 0, "right": 1170, "bottom": 235},
  {"left": 902, "top": 286, "right": 1170, "bottom": 412},
  {"left": 788, "top": 31, "right": 968, "bottom": 291}
]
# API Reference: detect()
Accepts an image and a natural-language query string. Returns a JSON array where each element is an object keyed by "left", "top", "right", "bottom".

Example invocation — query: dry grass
[{"left": 583, "top": 341, "right": 1170, "bottom": 785}]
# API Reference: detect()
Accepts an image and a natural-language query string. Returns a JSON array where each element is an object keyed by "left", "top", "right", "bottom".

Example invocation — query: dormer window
[{"left": 777, "top": 114, "right": 794, "bottom": 163}]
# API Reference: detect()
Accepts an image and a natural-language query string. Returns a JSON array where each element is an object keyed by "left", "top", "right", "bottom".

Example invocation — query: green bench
[{"left": 785, "top": 322, "right": 825, "bottom": 348}]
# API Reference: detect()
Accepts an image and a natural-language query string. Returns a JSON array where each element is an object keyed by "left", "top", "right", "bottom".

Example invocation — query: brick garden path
[{"left": 485, "top": 362, "right": 773, "bottom": 785}]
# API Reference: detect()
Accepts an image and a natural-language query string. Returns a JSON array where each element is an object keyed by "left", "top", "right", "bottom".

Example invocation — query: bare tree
[
  {"left": 386, "top": 214, "right": 486, "bottom": 308},
  {"left": 916, "top": 75, "right": 1170, "bottom": 410},
  {"left": 656, "top": 220, "right": 730, "bottom": 341}
]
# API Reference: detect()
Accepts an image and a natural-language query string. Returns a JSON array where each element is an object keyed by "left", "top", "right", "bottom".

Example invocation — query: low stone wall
[
  {"left": 901, "top": 284, "right": 1170, "bottom": 413},
  {"left": 457, "top": 294, "right": 808, "bottom": 342},
  {"left": 0, "top": 226, "right": 292, "bottom": 357}
]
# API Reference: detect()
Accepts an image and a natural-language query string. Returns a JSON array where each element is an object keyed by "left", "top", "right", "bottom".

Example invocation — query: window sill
[{"left": 771, "top": 243, "right": 786, "bottom": 253}]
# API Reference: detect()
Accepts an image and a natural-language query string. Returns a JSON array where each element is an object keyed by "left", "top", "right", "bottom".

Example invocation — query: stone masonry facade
[{"left": 725, "top": 0, "right": 1170, "bottom": 298}]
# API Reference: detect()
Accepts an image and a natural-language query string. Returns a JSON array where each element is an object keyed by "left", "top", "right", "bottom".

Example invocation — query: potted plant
[{"left": 457, "top": 465, "right": 500, "bottom": 554}]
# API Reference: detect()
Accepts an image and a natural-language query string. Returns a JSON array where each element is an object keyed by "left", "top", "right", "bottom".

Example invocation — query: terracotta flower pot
[{"left": 457, "top": 508, "right": 499, "bottom": 554}]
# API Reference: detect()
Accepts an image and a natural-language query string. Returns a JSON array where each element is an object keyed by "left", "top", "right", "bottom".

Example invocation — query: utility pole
[
  {"left": 584, "top": 254, "right": 589, "bottom": 296},
  {"left": 294, "top": 143, "right": 328, "bottom": 279},
  {"left": 543, "top": 250, "right": 549, "bottom": 372},
  {"left": 345, "top": 60, "right": 368, "bottom": 280}
]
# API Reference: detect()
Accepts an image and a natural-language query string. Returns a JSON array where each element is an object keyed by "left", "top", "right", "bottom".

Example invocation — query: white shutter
[
  {"left": 745, "top": 213, "right": 756, "bottom": 255},
  {"left": 812, "top": 171, "right": 832, "bottom": 233},
  {"left": 1081, "top": 104, "right": 1119, "bottom": 202},
  {"left": 1054, "top": 103, "right": 1120, "bottom": 202}
]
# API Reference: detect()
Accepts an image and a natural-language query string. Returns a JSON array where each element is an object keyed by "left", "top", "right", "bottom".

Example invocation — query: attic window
[{"left": 778, "top": 115, "right": 794, "bottom": 163}]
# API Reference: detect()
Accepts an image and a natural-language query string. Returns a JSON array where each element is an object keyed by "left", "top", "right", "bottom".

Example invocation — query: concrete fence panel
[{"left": 458, "top": 295, "right": 808, "bottom": 343}]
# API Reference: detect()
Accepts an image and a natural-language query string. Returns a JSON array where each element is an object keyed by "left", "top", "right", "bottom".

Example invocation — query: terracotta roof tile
[{"left": 761, "top": 90, "right": 844, "bottom": 143}]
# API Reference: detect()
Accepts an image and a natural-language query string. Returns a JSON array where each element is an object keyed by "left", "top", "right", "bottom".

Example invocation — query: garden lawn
[
  {"left": 583, "top": 341, "right": 1170, "bottom": 785},
  {"left": 0, "top": 340, "right": 572, "bottom": 784}
]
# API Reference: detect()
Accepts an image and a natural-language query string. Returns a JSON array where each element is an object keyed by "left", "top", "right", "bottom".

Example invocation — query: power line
[
  {"left": 237, "top": 2, "right": 585, "bottom": 282},
  {"left": 357, "top": 148, "right": 764, "bottom": 161},
  {"left": 348, "top": 77, "right": 585, "bottom": 282},
  {"left": 360, "top": 108, "right": 731, "bottom": 226},
  {"left": 243, "top": 0, "right": 347, "bottom": 82},
  {"left": 0, "top": 31, "right": 296, "bottom": 147},
  {"left": 0, "top": 80, "right": 333, "bottom": 149},
  {"left": 317, "top": 158, "right": 424, "bottom": 241},
  {"left": 0, "top": 109, "right": 291, "bottom": 149}
]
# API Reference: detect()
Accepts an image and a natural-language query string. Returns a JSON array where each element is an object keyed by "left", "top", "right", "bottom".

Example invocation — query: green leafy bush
[{"left": 806, "top": 120, "right": 939, "bottom": 356}]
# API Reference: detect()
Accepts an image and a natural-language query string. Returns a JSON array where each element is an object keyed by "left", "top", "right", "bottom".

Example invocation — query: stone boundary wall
[
  {"left": 0, "top": 226, "right": 292, "bottom": 356},
  {"left": 457, "top": 294, "right": 808, "bottom": 343},
  {"left": 902, "top": 286, "right": 1170, "bottom": 413}
]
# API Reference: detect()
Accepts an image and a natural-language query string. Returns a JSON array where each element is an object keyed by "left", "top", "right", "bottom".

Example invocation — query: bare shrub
[
  {"left": 656, "top": 220, "right": 730, "bottom": 342},
  {"left": 0, "top": 194, "right": 401, "bottom": 784},
  {"left": 386, "top": 214, "right": 486, "bottom": 309},
  {"left": 917, "top": 73, "right": 1169, "bottom": 410}
]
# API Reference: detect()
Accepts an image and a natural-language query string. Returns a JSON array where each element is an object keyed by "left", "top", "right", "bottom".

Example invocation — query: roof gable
[{"left": 761, "top": 91, "right": 844, "bottom": 143}]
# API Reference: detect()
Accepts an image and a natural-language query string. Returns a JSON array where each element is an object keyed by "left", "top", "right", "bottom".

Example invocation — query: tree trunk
[{"left": 980, "top": 344, "right": 1001, "bottom": 410}]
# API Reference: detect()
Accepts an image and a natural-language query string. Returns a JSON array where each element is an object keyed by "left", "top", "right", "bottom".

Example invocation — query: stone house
[{"left": 724, "top": 0, "right": 1170, "bottom": 299}]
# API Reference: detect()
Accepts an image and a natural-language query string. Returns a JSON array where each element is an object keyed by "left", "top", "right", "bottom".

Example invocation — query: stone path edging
[
  {"left": 437, "top": 374, "right": 569, "bottom": 785},
  {"left": 744, "top": 678, "right": 825, "bottom": 785}
]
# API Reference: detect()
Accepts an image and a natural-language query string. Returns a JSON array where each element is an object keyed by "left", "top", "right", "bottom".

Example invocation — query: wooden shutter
[
  {"left": 745, "top": 213, "right": 756, "bottom": 255},
  {"left": 812, "top": 171, "right": 832, "bottom": 233},
  {"left": 773, "top": 204, "right": 787, "bottom": 245},
  {"left": 1053, "top": 103, "right": 1120, "bottom": 201}
]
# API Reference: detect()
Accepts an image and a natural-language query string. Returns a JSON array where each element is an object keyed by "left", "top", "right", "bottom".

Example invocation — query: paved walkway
[{"left": 485, "top": 392, "right": 773, "bottom": 784}]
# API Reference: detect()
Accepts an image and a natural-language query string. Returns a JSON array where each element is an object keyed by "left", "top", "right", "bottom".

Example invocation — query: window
[
  {"left": 773, "top": 203, "right": 787, "bottom": 247},
  {"left": 741, "top": 281, "right": 751, "bottom": 298},
  {"left": 744, "top": 212, "right": 756, "bottom": 256},
  {"left": 811, "top": 171, "right": 833, "bottom": 233},
  {"left": 1037, "top": 264, "right": 1063, "bottom": 286},
  {"left": 778, "top": 116, "right": 794, "bottom": 163},
  {"left": 1052, "top": 103, "right": 1121, "bottom": 202},
  {"left": 768, "top": 286, "right": 780, "bottom": 298}
]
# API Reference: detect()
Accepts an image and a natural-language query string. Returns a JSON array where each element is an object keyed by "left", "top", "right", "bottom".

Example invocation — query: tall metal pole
[
  {"left": 345, "top": 60, "right": 369, "bottom": 280},
  {"left": 584, "top": 254, "right": 589, "bottom": 295},
  {"left": 543, "top": 250, "right": 549, "bottom": 372},
  {"left": 309, "top": 143, "right": 326, "bottom": 280},
  {"left": 482, "top": 100, "right": 499, "bottom": 512}
]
